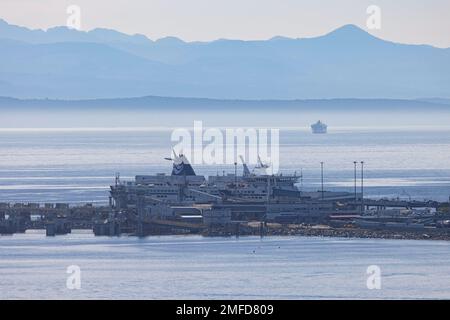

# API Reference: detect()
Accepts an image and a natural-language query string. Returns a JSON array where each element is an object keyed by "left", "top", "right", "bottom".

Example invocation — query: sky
[{"left": 0, "top": 0, "right": 449, "bottom": 47}]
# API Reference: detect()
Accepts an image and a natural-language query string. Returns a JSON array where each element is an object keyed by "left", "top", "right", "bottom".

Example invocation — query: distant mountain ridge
[
  {"left": 0, "top": 95, "right": 448, "bottom": 111},
  {"left": 0, "top": 19, "right": 449, "bottom": 100},
  {"left": 0, "top": 18, "right": 152, "bottom": 45}
]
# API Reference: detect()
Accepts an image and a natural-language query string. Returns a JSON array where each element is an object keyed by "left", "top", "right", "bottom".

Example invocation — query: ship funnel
[{"left": 171, "top": 153, "right": 196, "bottom": 176}]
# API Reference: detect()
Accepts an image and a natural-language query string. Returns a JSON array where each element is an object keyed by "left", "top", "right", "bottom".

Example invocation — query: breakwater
[
  {"left": 2, "top": 201, "right": 450, "bottom": 241},
  {"left": 209, "top": 223, "right": 450, "bottom": 241}
]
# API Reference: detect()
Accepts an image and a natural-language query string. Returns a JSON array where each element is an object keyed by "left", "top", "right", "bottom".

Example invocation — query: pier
[
  {"left": 0, "top": 197, "right": 449, "bottom": 240},
  {"left": 0, "top": 202, "right": 110, "bottom": 235}
]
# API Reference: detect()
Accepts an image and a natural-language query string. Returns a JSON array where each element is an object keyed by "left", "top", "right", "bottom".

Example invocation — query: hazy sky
[{"left": 0, "top": 0, "right": 449, "bottom": 47}]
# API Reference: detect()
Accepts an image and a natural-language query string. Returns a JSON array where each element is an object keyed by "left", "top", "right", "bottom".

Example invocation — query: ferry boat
[
  {"left": 110, "top": 152, "right": 301, "bottom": 208},
  {"left": 109, "top": 151, "right": 360, "bottom": 208},
  {"left": 311, "top": 120, "right": 327, "bottom": 134}
]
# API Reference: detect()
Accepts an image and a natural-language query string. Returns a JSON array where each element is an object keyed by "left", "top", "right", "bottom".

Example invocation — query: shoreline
[
  {"left": 4, "top": 225, "right": 450, "bottom": 242},
  {"left": 204, "top": 224, "right": 450, "bottom": 241}
]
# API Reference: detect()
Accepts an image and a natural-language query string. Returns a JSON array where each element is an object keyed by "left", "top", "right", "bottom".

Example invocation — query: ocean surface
[
  {"left": 1, "top": 232, "right": 450, "bottom": 300},
  {"left": 1, "top": 127, "right": 450, "bottom": 300},
  {"left": 0, "top": 127, "right": 449, "bottom": 203}
]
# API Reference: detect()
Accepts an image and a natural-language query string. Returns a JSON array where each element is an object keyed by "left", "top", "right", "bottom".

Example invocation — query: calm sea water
[
  {"left": 1, "top": 232, "right": 450, "bottom": 299},
  {"left": 0, "top": 127, "right": 449, "bottom": 203},
  {"left": 1, "top": 128, "right": 449, "bottom": 300}
]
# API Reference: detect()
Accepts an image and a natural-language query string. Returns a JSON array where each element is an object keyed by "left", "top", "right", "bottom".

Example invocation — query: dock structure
[
  {"left": 350, "top": 199, "right": 441, "bottom": 210},
  {"left": 0, "top": 197, "right": 449, "bottom": 237},
  {"left": 0, "top": 202, "right": 111, "bottom": 235},
  {"left": 100, "top": 188, "right": 449, "bottom": 237},
  {"left": 45, "top": 219, "right": 72, "bottom": 236}
]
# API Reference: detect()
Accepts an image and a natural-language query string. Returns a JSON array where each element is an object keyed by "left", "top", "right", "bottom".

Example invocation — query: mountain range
[
  {"left": 0, "top": 19, "right": 449, "bottom": 100},
  {"left": 1, "top": 96, "right": 449, "bottom": 112}
]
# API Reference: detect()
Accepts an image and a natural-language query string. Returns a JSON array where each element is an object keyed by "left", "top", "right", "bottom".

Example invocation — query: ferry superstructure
[
  {"left": 311, "top": 120, "right": 327, "bottom": 134},
  {"left": 110, "top": 153, "right": 301, "bottom": 208}
]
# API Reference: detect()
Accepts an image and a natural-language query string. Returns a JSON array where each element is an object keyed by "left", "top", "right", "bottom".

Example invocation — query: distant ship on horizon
[{"left": 311, "top": 120, "right": 327, "bottom": 134}]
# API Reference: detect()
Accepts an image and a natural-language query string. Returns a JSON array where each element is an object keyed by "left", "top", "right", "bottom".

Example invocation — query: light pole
[
  {"left": 234, "top": 162, "right": 237, "bottom": 187},
  {"left": 320, "top": 162, "right": 324, "bottom": 200},
  {"left": 353, "top": 161, "right": 357, "bottom": 202},
  {"left": 360, "top": 161, "right": 364, "bottom": 214},
  {"left": 300, "top": 168, "right": 303, "bottom": 193}
]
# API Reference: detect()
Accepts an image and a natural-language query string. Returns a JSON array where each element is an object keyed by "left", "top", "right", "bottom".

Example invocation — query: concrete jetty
[{"left": 1, "top": 199, "right": 449, "bottom": 240}]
